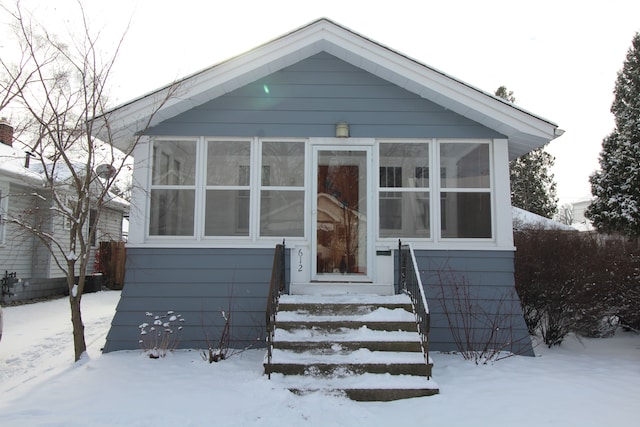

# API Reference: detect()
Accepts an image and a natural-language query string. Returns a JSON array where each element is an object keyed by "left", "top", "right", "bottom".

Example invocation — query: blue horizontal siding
[
  {"left": 411, "top": 250, "right": 533, "bottom": 356},
  {"left": 146, "top": 52, "right": 503, "bottom": 140},
  {"left": 105, "top": 247, "right": 532, "bottom": 356},
  {"left": 103, "top": 247, "right": 287, "bottom": 352}
]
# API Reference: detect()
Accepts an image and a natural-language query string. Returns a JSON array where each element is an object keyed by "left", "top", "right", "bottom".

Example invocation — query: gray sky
[{"left": 4, "top": 0, "right": 640, "bottom": 206}]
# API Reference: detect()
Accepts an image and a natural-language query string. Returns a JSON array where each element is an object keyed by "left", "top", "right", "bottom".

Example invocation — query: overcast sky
[{"left": 4, "top": 0, "right": 640, "bottom": 206}]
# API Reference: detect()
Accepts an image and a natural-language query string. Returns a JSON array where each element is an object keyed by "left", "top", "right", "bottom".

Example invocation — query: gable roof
[{"left": 101, "top": 18, "right": 562, "bottom": 157}]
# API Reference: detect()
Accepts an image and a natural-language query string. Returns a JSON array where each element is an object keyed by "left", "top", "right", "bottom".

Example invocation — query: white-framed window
[
  {"left": 378, "top": 142, "right": 430, "bottom": 238},
  {"left": 87, "top": 209, "right": 98, "bottom": 247},
  {"left": 439, "top": 141, "right": 492, "bottom": 239},
  {"left": 204, "top": 139, "right": 252, "bottom": 237},
  {"left": 148, "top": 139, "right": 197, "bottom": 236},
  {"left": 61, "top": 195, "right": 74, "bottom": 231},
  {"left": 147, "top": 137, "right": 307, "bottom": 240},
  {"left": 259, "top": 140, "right": 305, "bottom": 237},
  {"left": 0, "top": 183, "right": 8, "bottom": 245}
]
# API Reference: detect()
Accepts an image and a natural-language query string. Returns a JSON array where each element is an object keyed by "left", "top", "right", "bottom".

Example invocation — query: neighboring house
[
  {"left": 571, "top": 198, "right": 595, "bottom": 231},
  {"left": 0, "top": 120, "right": 127, "bottom": 303},
  {"left": 101, "top": 19, "right": 562, "bottom": 355}
]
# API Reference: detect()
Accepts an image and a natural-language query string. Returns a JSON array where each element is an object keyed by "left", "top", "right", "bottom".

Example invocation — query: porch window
[
  {"left": 259, "top": 141, "right": 305, "bottom": 237},
  {"left": 378, "top": 142, "right": 430, "bottom": 238},
  {"left": 149, "top": 139, "right": 197, "bottom": 236},
  {"left": 205, "top": 140, "right": 251, "bottom": 236},
  {"left": 439, "top": 142, "right": 492, "bottom": 238}
]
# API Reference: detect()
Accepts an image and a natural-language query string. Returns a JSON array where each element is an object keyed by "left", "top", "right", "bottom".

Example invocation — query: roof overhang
[{"left": 99, "top": 18, "right": 561, "bottom": 158}]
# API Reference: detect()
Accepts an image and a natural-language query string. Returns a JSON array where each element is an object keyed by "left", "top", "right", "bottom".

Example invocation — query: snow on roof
[
  {"left": 0, "top": 143, "right": 129, "bottom": 212},
  {"left": 512, "top": 206, "right": 575, "bottom": 231},
  {"left": 0, "top": 143, "right": 44, "bottom": 185}
]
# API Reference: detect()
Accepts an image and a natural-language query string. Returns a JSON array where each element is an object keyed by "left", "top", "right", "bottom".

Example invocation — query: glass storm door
[{"left": 313, "top": 148, "right": 371, "bottom": 281}]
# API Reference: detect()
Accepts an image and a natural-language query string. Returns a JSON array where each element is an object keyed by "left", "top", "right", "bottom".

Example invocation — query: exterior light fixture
[{"left": 336, "top": 122, "right": 349, "bottom": 138}]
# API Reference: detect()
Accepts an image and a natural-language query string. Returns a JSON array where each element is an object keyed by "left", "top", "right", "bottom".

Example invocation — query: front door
[{"left": 313, "top": 147, "right": 371, "bottom": 281}]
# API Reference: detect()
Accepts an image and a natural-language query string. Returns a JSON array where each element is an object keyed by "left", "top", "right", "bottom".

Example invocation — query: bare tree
[
  {"left": 0, "top": 1, "right": 177, "bottom": 361},
  {"left": 556, "top": 203, "right": 574, "bottom": 226}
]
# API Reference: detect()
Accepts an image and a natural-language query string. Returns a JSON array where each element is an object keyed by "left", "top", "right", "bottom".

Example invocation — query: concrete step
[
  {"left": 265, "top": 292, "right": 439, "bottom": 400},
  {"left": 273, "top": 340, "right": 422, "bottom": 353},
  {"left": 265, "top": 360, "right": 433, "bottom": 377},
  {"left": 274, "top": 319, "right": 418, "bottom": 332},
  {"left": 266, "top": 345, "right": 432, "bottom": 376},
  {"left": 269, "top": 373, "right": 439, "bottom": 401},
  {"left": 277, "top": 301, "right": 413, "bottom": 315}
]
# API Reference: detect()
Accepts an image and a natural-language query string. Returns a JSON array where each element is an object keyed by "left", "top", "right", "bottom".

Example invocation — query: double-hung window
[
  {"left": 0, "top": 186, "right": 7, "bottom": 244},
  {"left": 439, "top": 142, "right": 492, "bottom": 238},
  {"left": 378, "top": 142, "right": 430, "bottom": 238},
  {"left": 259, "top": 141, "right": 305, "bottom": 237},
  {"left": 149, "top": 139, "right": 197, "bottom": 236},
  {"left": 205, "top": 140, "right": 252, "bottom": 237}
]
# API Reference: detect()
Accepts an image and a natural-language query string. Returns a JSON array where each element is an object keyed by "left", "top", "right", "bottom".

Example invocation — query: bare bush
[
  {"left": 138, "top": 311, "right": 185, "bottom": 358},
  {"left": 435, "top": 268, "right": 531, "bottom": 364},
  {"left": 514, "top": 229, "right": 640, "bottom": 346},
  {"left": 201, "top": 309, "right": 232, "bottom": 363}
]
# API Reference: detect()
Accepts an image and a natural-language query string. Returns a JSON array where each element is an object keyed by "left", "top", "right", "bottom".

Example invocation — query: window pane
[
  {"left": 441, "top": 192, "right": 491, "bottom": 238},
  {"left": 379, "top": 143, "right": 429, "bottom": 188},
  {"left": 207, "top": 141, "right": 251, "bottom": 186},
  {"left": 152, "top": 140, "right": 196, "bottom": 185},
  {"left": 149, "top": 189, "right": 195, "bottom": 236},
  {"left": 205, "top": 190, "right": 250, "bottom": 236},
  {"left": 260, "top": 190, "right": 304, "bottom": 237},
  {"left": 379, "top": 191, "right": 430, "bottom": 238},
  {"left": 440, "top": 143, "right": 490, "bottom": 188},
  {"left": 379, "top": 167, "right": 402, "bottom": 188},
  {"left": 261, "top": 141, "right": 305, "bottom": 186}
]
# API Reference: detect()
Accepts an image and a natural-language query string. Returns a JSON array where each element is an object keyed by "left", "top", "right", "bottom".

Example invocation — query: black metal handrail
[
  {"left": 398, "top": 240, "right": 431, "bottom": 372},
  {"left": 265, "top": 240, "right": 285, "bottom": 375}
]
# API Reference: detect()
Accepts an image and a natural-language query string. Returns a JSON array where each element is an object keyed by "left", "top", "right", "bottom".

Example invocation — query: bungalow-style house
[
  {"left": 101, "top": 19, "right": 561, "bottom": 361},
  {"left": 0, "top": 120, "right": 127, "bottom": 302}
]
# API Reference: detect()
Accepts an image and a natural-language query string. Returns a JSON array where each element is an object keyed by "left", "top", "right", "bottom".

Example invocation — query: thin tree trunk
[{"left": 70, "top": 294, "right": 86, "bottom": 361}]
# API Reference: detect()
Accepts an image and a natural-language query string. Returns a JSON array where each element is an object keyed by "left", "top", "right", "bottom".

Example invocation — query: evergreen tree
[
  {"left": 587, "top": 32, "right": 640, "bottom": 237},
  {"left": 495, "top": 87, "right": 558, "bottom": 218}
]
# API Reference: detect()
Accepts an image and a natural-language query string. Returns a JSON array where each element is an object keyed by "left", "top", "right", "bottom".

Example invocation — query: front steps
[{"left": 265, "top": 294, "right": 439, "bottom": 401}]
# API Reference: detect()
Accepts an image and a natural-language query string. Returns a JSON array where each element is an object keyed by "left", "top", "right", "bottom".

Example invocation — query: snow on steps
[{"left": 264, "top": 293, "right": 439, "bottom": 401}]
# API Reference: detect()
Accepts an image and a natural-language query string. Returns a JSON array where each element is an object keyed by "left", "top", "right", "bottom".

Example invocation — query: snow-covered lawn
[{"left": 1, "top": 290, "right": 639, "bottom": 426}]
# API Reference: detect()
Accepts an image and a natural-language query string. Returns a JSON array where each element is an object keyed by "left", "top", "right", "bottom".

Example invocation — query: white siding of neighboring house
[
  {"left": 0, "top": 182, "right": 42, "bottom": 279},
  {"left": 96, "top": 206, "right": 124, "bottom": 242},
  {"left": 1, "top": 181, "right": 125, "bottom": 281},
  {"left": 571, "top": 199, "right": 594, "bottom": 231},
  {"left": 46, "top": 204, "right": 125, "bottom": 279}
]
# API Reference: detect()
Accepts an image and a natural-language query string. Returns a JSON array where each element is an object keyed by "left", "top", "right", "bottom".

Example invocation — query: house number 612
[{"left": 298, "top": 249, "right": 304, "bottom": 272}]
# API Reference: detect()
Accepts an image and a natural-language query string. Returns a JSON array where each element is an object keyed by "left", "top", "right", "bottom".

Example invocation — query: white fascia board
[
  {"left": 106, "top": 26, "right": 330, "bottom": 150},
  {"left": 317, "top": 24, "right": 558, "bottom": 146},
  {"left": 105, "top": 19, "right": 558, "bottom": 154},
  {"left": 127, "top": 137, "right": 150, "bottom": 245},
  {"left": 493, "top": 139, "right": 515, "bottom": 248}
]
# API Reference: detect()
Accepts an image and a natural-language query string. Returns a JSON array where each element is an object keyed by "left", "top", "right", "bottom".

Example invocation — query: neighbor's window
[
  {"left": 259, "top": 141, "right": 305, "bottom": 237},
  {"left": 149, "top": 139, "right": 197, "bottom": 236},
  {"left": 88, "top": 209, "right": 98, "bottom": 246},
  {"left": 439, "top": 142, "right": 492, "bottom": 238},
  {"left": 378, "top": 142, "right": 430, "bottom": 238},
  {"left": 0, "top": 187, "right": 6, "bottom": 244},
  {"left": 205, "top": 140, "right": 252, "bottom": 236}
]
